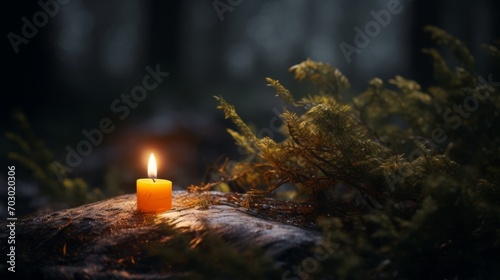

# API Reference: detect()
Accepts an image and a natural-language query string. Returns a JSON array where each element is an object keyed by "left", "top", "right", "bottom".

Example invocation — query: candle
[{"left": 136, "top": 153, "right": 172, "bottom": 213}]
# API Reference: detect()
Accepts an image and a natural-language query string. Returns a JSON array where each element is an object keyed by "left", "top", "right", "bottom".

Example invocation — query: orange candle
[{"left": 136, "top": 153, "right": 172, "bottom": 213}]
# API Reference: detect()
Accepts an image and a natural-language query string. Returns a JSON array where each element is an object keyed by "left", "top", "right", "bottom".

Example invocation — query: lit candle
[{"left": 136, "top": 153, "right": 172, "bottom": 213}]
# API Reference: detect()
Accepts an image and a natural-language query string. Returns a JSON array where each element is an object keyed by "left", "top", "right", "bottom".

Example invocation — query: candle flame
[{"left": 148, "top": 153, "right": 157, "bottom": 178}]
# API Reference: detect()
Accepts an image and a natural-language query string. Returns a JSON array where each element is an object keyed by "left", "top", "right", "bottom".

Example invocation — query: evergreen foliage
[
  {"left": 6, "top": 111, "right": 106, "bottom": 207},
  {"left": 213, "top": 26, "right": 500, "bottom": 279}
]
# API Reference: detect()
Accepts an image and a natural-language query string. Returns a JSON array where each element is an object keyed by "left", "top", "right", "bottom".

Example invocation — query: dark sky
[{"left": 2, "top": 0, "right": 499, "bottom": 201}]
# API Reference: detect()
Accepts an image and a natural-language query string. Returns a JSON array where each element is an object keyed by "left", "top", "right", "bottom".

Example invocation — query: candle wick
[{"left": 151, "top": 177, "right": 156, "bottom": 183}]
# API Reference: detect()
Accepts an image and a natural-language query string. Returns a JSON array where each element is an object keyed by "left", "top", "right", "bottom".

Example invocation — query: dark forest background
[{"left": 2, "top": 0, "right": 499, "bottom": 215}]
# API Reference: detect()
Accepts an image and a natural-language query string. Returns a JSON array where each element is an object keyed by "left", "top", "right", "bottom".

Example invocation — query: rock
[{"left": 0, "top": 191, "right": 322, "bottom": 279}]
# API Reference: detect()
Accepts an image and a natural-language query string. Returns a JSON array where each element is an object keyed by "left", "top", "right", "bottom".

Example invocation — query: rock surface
[{"left": 0, "top": 191, "right": 322, "bottom": 279}]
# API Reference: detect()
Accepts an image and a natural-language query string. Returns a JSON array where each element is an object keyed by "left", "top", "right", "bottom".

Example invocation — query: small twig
[
  {"left": 171, "top": 207, "right": 195, "bottom": 212},
  {"left": 35, "top": 218, "right": 73, "bottom": 250},
  {"left": 218, "top": 201, "right": 241, "bottom": 208}
]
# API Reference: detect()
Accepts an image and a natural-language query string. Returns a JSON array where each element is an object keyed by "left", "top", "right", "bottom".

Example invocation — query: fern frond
[
  {"left": 481, "top": 43, "right": 500, "bottom": 58},
  {"left": 424, "top": 25, "right": 476, "bottom": 75},
  {"left": 227, "top": 129, "right": 257, "bottom": 155},
  {"left": 265, "top": 77, "right": 297, "bottom": 105},
  {"left": 5, "top": 132, "right": 31, "bottom": 154},
  {"left": 289, "top": 59, "right": 350, "bottom": 96},
  {"left": 215, "top": 95, "right": 256, "bottom": 142}
]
